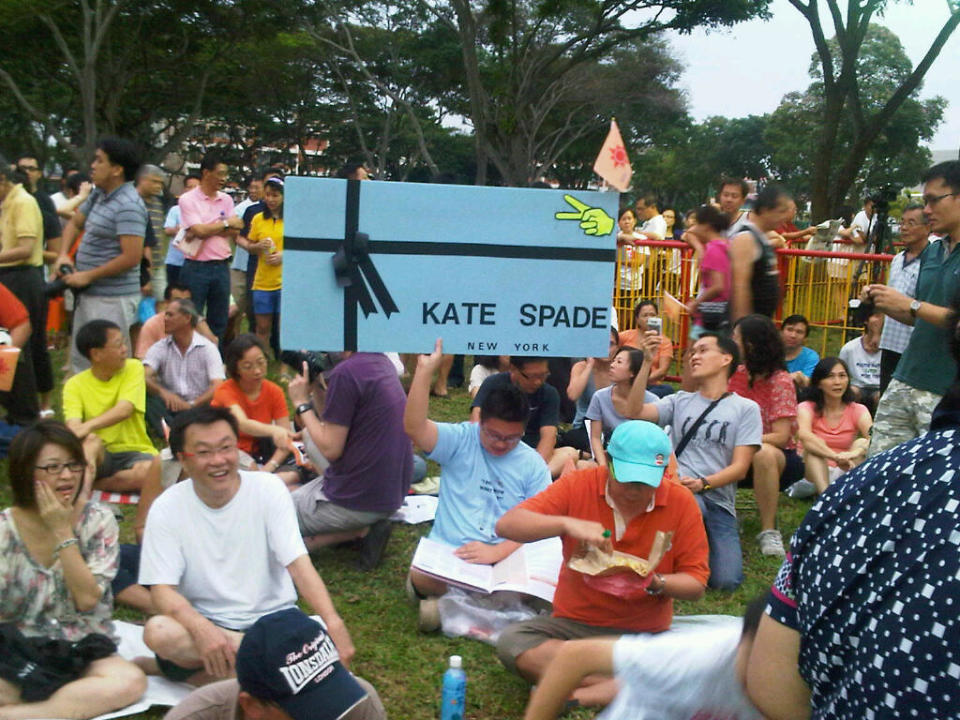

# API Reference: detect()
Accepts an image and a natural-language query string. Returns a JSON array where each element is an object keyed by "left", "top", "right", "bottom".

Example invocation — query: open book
[{"left": 411, "top": 536, "right": 563, "bottom": 603}]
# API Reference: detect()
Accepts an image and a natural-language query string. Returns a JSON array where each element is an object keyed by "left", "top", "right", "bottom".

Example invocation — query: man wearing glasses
[
  {"left": 867, "top": 161, "right": 960, "bottom": 454},
  {"left": 471, "top": 354, "right": 579, "bottom": 477},
  {"left": 62, "top": 319, "right": 160, "bottom": 492},
  {"left": 404, "top": 340, "right": 550, "bottom": 631},
  {"left": 139, "top": 405, "right": 355, "bottom": 686}
]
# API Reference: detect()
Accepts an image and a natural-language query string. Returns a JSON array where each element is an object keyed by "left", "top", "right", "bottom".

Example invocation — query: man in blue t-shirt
[
  {"left": 405, "top": 339, "right": 550, "bottom": 631},
  {"left": 781, "top": 314, "right": 819, "bottom": 389}
]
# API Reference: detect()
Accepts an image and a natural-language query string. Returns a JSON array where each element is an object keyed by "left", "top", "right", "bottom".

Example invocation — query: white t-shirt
[
  {"left": 139, "top": 471, "right": 307, "bottom": 629},
  {"left": 838, "top": 337, "right": 881, "bottom": 390},
  {"left": 468, "top": 364, "right": 497, "bottom": 394},
  {"left": 601, "top": 625, "right": 762, "bottom": 720},
  {"left": 640, "top": 213, "right": 668, "bottom": 240},
  {"left": 850, "top": 210, "right": 873, "bottom": 244}
]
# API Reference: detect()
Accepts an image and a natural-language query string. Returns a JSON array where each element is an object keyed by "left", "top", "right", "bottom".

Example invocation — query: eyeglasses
[
  {"left": 239, "top": 359, "right": 268, "bottom": 371},
  {"left": 35, "top": 461, "right": 85, "bottom": 475},
  {"left": 517, "top": 368, "right": 550, "bottom": 382},
  {"left": 18, "top": 165, "right": 39, "bottom": 172},
  {"left": 480, "top": 425, "right": 524, "bottom": 447},
  {"left": 900, "top": 218, "right": 928, "bottom": 228},
  {"left": 182, "top": 442, "right": 238, "bottom": 461},
  {"left": 923, "top": 192, "right": 958, "bottom": 207}
]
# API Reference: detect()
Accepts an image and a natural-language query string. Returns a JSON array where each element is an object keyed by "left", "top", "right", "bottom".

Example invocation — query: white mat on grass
[{"left": 90, "top": 621, "right": 192, "bottom": 720}]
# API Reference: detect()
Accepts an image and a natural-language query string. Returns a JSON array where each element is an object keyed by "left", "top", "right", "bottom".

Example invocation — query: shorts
[
  {"left": 291, "top": 477, "right": 391, "bottom": 536},
  {"left": 97, "top": 450, "right": 156, "bottom": 479},
  {"left": 742, "top": 447, "right": 804, "bottom": 491},
  {"left": 495, "top": 615, "right": 640, "bottom": 675},
  {"left": 111, "top": 543, "right": 141, "bottom": 595},
  {"left": 252, "top": 289, "right": 281, "bottom": 315}
]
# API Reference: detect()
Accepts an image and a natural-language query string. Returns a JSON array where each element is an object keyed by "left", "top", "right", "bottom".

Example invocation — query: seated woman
[
  {"left": 0, "top": 421, "right": 146, "bottom": 719},
  {"left": 212, "top": 334, "right": 301, "bottom": 487},
  {"left": 797, "top": 357, "right": 873, "bottom": 494},
  {"left": 561, "top": 327, "right": 619, "bottom": 454},
  {"left": 585, "top": 347, "right": 656, "bottom": 466}
]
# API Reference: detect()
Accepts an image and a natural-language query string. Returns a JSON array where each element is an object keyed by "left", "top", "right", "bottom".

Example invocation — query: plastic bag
[{"left": 438, "top": 589, "right": 541, "bottom": 646}]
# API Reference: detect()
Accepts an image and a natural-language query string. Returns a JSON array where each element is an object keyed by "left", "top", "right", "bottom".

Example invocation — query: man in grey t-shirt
[
  {"left": 628, "top": 332, "right": 762, "bottom": 590},
  {"left": 57, "top": 137, "right": 147, "bottom": 373}
]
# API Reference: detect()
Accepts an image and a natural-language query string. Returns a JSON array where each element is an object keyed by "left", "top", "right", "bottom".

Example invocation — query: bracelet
[
  {"left": 295, "top": 402, "right": 314, "bottom": 416},
  {"left": 53, "top": 537, "right": 79, "bottom": 556}
]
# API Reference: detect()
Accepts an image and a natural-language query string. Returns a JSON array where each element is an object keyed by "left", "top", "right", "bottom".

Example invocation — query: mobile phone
[{"left": 647, "top": 316, "right": 663, "bottom": 334}]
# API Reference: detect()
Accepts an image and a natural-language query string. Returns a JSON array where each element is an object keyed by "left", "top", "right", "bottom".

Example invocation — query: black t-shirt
[
  {"left": 34, "top": 190, "right": 61, "bottom": 243},
  {"left": 471, "top": 371, "right": 560, "bottom": 448}
]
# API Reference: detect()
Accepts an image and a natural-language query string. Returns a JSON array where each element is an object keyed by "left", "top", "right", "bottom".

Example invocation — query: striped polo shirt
[{"left": 76, "top": 182, "right": 147, "bottom": 296}]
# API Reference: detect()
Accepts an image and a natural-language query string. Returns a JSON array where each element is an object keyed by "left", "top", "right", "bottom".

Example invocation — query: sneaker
[
  {"left": 418, "top": 597, "right": 441, "bottom": 633},
  {"left": 756, "top": 529, "right": 786, "bottom": 558},
  {"left": 356, "top": 519, "right": 393, "bottom": 571},
  {"left": 786, "top": 479, "right": 816, "bottom": 499}
]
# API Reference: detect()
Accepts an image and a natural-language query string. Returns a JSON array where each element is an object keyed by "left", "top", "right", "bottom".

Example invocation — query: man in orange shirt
[{"left": 495, "top": 421, "right": 709, "bottom": 708}]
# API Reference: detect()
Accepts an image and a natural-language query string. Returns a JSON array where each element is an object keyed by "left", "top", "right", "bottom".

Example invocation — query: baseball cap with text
[{"left": 236, "top": 608, "right": 367, "bottom": 720}]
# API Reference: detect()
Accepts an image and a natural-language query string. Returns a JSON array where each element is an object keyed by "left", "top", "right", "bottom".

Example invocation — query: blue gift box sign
[{"left": 281, "top": 178, "right": 619, "bottom": 356}]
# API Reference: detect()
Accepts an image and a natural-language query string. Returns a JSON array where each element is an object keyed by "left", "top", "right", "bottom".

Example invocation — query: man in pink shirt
[{"left": 177, "top": 152, "right": 242, "bottom": 341}]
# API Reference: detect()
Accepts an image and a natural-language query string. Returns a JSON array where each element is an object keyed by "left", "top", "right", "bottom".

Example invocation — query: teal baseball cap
[{"left": 607, "top": 421, "right": 672, "bottom": 487}]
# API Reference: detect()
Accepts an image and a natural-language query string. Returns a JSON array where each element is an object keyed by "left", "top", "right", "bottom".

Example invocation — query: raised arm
[
  {"left": 288, "top": 363, "right": 348, "bottom": 462},
  {"left": 404, "top": 339, "right": 442, "bottom": 453},
  {"left": 566, "top": 358, "right": 593, "bottom": 401},
  {"left": 625, "top": 332, "right": 662, "bottom": 421}
]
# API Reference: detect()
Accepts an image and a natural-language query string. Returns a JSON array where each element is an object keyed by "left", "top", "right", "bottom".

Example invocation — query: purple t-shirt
[{"left": 321, "top": 353, "right": 413, "bottom": 512}]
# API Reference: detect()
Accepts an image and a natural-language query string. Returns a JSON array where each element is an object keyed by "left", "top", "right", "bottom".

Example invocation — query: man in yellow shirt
[{"left": 63, "top": 319, "right": 160, "bottom": 492}]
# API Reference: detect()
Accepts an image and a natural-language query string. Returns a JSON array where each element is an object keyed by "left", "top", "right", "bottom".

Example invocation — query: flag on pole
[{"left": 593, "top": 119, "right": 632, "bottom": 192}]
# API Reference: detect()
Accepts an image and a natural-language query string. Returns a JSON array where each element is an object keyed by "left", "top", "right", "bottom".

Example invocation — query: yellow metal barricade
[{"left": 612, "top": 240, "right": 894, "bottom": 365}]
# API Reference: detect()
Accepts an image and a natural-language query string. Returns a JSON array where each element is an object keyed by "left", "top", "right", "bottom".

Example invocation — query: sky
[{"left": 664, "top": 0, "right": 960, "bottom": 153}]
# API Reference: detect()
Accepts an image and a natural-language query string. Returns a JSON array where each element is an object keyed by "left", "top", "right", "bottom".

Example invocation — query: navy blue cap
[{"left": 236, "top": 609, "right": 366, "bottom": 720}]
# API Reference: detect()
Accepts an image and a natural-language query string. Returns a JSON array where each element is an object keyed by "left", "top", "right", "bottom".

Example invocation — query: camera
[
  {"left": 646, "top": 316, "right": 663, "bottom": 334},
  {"left": 45, "top": 264, "right": 81, "bottom": 298},
  {"left": 867, "top": 185, "right": 899, "bottom": 214},
  {"left": 279, "top": 350, "right": 339, "bottom": 383}
]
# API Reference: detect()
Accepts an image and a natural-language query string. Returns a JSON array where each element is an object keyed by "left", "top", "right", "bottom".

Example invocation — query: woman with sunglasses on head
[{"left": 0, "top": 420, "right": 145, "bottom": 719}]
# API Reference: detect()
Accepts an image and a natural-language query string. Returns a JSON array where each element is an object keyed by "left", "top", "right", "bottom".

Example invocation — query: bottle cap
[{"left": 449, "top": 655, "right": 462, "bottom": 669}]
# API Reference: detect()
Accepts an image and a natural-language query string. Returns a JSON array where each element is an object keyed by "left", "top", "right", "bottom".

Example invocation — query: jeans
[
  {"left": 180, "top": 259, "right": 230, "bottom": 340},
  {"left": 695, "top": 492, "right": 743, "bottom": 591}
]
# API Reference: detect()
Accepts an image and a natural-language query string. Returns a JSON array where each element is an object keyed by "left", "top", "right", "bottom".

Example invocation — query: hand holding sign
[{"left": 555, "top": 195, "right": 615, "bottom": 236}]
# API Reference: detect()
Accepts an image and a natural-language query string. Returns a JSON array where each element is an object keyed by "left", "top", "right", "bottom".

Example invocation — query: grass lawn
[{"left": 0, "top": 356, "right": 815, "bottom": 719}]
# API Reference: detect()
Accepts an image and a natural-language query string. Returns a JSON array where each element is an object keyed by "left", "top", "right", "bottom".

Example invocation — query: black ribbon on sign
[{"left": 286, "top": 179, "right": 617, "bottom": 351}]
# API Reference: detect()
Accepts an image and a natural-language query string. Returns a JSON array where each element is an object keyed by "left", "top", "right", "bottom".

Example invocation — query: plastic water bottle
[{"left": 440, "top": 655, "right": 467, "bottom": 720}]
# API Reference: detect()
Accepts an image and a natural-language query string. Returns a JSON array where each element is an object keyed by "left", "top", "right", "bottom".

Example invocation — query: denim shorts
[{"left": 252, "top": 289, "right": 281, "bottom": 315}]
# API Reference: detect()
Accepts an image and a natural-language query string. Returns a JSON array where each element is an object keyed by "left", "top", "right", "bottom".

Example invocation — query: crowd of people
[{"left": 0, "top": 141, "right": 959, "bottom": 720}]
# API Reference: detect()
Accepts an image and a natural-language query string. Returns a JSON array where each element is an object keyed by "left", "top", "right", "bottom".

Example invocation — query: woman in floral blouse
[{"left": 0, "top": 421, "right": 145, "bottom": 719}]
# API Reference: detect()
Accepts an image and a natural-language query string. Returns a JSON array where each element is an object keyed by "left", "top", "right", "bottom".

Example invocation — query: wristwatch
[
  {"left": 646, "top": 573, "right": 666, "bottom": 596},
  {"left": 909, "top": 299, "right": 922, "bottom": 318},
  {"left": 699, "top": 477, "right": 712, "bottom": 493},
  {"left": 222, "top": 218, "right": 229, "bottom": 230},
  {"left": 295, "top": 402, "right": 314, "bottom": 416}
]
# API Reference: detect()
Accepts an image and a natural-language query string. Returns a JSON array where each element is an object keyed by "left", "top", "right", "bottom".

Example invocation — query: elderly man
[
  {"left": 872, "top": 204, "right": 930, "bottom": 395},
  {"left": 141, "top": 406, "right": 354, "bottom": 686},
  {"left": 495, "top": 421, "right": 709, "bottom": 708},
  {"left": 143, "top": 298, "right": 224, "bottom": 437},
  {"left": 56, "top": 137, "right": 148, "bottom": 373},
  {"left": 135, "top": 164, "right": 168, "bottom": 301}
]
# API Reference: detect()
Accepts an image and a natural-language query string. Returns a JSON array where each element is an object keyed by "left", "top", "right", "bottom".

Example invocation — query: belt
[{"left": 184, "top": 258, "right": 230, "bottom": 264}]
